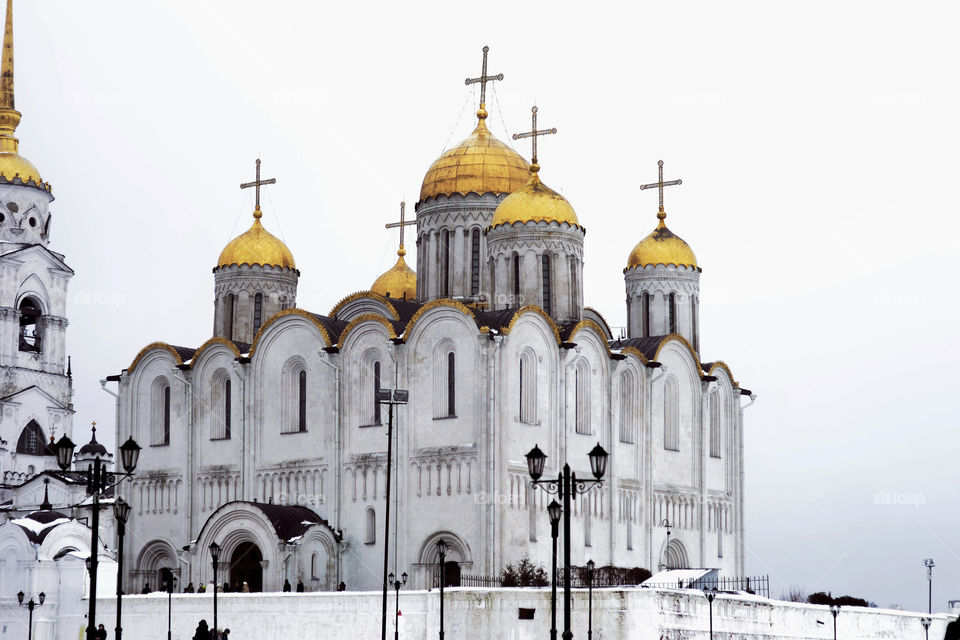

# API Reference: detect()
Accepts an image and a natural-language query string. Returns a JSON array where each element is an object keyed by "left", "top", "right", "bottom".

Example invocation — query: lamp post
[
  {"left": 161, "top": 568, "right": 176, "bottom": 640},
  {"left": 921, "top": 616, "right": 931, "bottom": 640},
  {"left": 526, "top": 442, "right": 609, "bottom": 640},
  {"left": 113, "top": 497, "right": 131, "bottom": 640},
  {"left": 658, "top": 518, "right": 672, "bottom": 572},
  {"left": 586, "top": 559, "right": 595, "bottom": 640},
  {"left": 922, "top": 558, "right": 935, "bottom": 614},
  {"left": 388, "top": 571, "right": 407, "bottom": 640},
  {"left": 377, "top": 386, "right": 408, "bottom": 640},
  {"left": 437, "top": 539, "right": 446, "bottom": 640},
  {"left": 17, "top": 591, "right": 45, "bottom": 640},
  {"left": 704, "top": 588, "right": 717, "bottom": 639},
  {"left": 829, "top": 604, "right": 840, "bottom": 640},
  {"left": 54, "top": 431, "right": 141, "bottom": 640},
  {"left": 209, "top": 542, "right": 221, "bottom": 635},
  {"left": 548, "top": 500, "right": 561, "bottom": 640}
]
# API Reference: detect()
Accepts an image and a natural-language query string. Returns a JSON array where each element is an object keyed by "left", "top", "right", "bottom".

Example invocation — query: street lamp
[
  {"left": 658, "top": 519, "right": 673, "bottom": 572},
  {"left": 161, "top": 568, "right": 176, "bottom": 640},
  {"left": 437, "top": 539, "right": 446, "bottom": 640},
  {"left": 388, "top": 571, "right": 407, "bottom": 640},
  {"left": 586, "top": 559, "right": 595, "bottom": 640},
  {"left": 17, "top": 591, "right": 45, "bottom": 640},
  {"left": 829, "top": 604, "right": 840, "bottom": 640},
  {"left": 704, "top": 588, "right": 717, "bottom": 639},
  {"left": 113, "top": 497, "right": 131, "bottom": 640},
  {"left": 527, "top": 442, "right": 609, "bottom": 640},
  {"left": 921, "top": 616, "right": 931, "bottom": 640},
  {"left": 922, "top": 558, "right": 935, "bottom": 614},
  {"left": 54, "top": 427, "right": 140, "bottom": 640},
  {"left": 548, "top": 500, "right": 561, "bottom": 640},
  {"left": 209, "top": 542, "right": 221, "bottom": 635},
  {"left": 377, "top": 386, "right": 408, "bottom": 640}
]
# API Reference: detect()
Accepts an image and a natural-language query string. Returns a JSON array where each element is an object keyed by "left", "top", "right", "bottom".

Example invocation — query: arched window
[
  {"left": 298, "top": 370, "right": 307, "bottom": 432},
  {"left": 470, "top": 229, "right": 481, "bottom": 297},
  {"left": 15, "top": 420, "right": 46, "bottom": 455},
  {"left": 541, "top": 255, "right": 552, "bottom": 316},
  {"left": 663, "top": 376, "right": 679, "bottom": 451},
  {"left": 441, "top": 229, "right": 450, "bottom": 297},
  {"left": 210, "top": 370, "right": 232, "bottom": 440},
  {"left": 310, "top": 553, "right": 319, "bottom": 579},
  {"left": 224, "top": 379, "right": 231, "bottom": 439},
  {"left": 519, "top": 350, "right": 537, "bottom": 425},
  {"left": 433, "top": 345, "right": 456, "bottom": 419},
  {"left": 569, "top": 256, "right": 578, "bottom": 312},
  {"left": 18, "top": 297, "right": 42, "bottom": 352},
  {"left": 253, "top": 292, "right": 264, "bottom": 335},
  {"left": 224, "top": 293, "right": 235, "bottom": 341},
  {"left": 512, "top": 253, "right": 521, "bottom": 305},
  {"left": 575, "top": 360, "right": 590, "bottom": 435},
  {"left": 668, "top": 293, "right": 677, "bottom": 334},
  {"left": 691, "top": 294, "right": 699, "bottom": 352},
  {"left": 282, "top": 359, "right": 308, "bottom": 434},
  {"left": 709, "top": 392, "right": 721, "bottom": 458},
  {"left": 373, "top": 361, "right": 382, "bottom": 425},
  {"left": 619, "top": 371, "right": 636, "bottom": 444},
  {"left": 641, "top": 292, "right": 650, "bottom": 337},
  {"left": 364, "top": 507, "right": 376, "bottom": 544},
  {"left": 151, "top": 377, "right": 171, "bottom": 446},
  {"left": 584, "top": 494, "right": 592, "bottom": 547}
]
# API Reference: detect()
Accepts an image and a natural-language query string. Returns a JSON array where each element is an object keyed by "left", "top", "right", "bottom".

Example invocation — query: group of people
[
  {"left": 192, "top": 620, "right": 230, "bottom": 640},
  {"left": 141, "top": 577, "right": 344, "bottom": 595}
]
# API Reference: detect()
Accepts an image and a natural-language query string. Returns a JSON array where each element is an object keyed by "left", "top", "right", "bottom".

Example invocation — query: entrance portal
[{"left": 229, "top": 542, "right": 263, "bottom": 592}]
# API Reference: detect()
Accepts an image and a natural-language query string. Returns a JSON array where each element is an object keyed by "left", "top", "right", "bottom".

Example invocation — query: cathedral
[{"left": 111, "top": 46, "right": 749, "bottom": 594}]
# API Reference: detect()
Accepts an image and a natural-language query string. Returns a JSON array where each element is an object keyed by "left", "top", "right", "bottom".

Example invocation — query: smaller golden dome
[
  {"left": 419, "top": 110, "right": 531, "bottom": 202},
  {"left": 0, "top": 150, "right": 45, "bottom": 189},
  {"left": 217, "top": 209, "right": 296, "bottom": 270},
  {"left": 371, "top": 247, "right": 416, "bottom": 300},
  {"left": 626, "top": 210, "right": 698, "bottom": 270},
  {"left": 490, "top": 167, "right": 580, "bottom": 229}
]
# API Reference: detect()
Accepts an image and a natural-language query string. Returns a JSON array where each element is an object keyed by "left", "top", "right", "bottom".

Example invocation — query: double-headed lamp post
[
  {"left": 113, "top": 497, "right": 131, "bottom": 640},
  {"left": 586, "top": 559, "right": 595, "bottom": 640},
  {"left": 388, "top": 571, "right": 407, "bottom": 640},
  {"left": 17, "top": 591, "right": 45, "bottom": 640},
  {"left": 921, "top": 616, "right": 932, "bottom": 640},
  {"left": 704, "top": 587, "right": 717, "bottom": 639},
  {"left": 377, "top": 386, "right": 408, "bottom": 640},
  {"left": 548, "top": 500, "right": 562, "bottom": 640},
  {"left": 922, "top": 558, "right": 935, "bottom": 614},
  {"left": 53, "top": 432, "right": 141, "bottom": 640},
  {"left": 526, "top": 442, "right": 609, "bottom": 640},
  {"left": 209, "top": 542, "right": 221, "bottom": 634},
  {"left": 829, "top": 604, "right": 840, "bottom": 640},
  {"left": 437, "top": 538, "right": 446, "bottom": 640}
]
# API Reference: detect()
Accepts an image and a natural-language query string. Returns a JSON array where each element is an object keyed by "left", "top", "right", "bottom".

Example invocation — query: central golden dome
[
  {"left": 217, "top": 209, "right": 296, "bottom": 270},
  {"left": 371, "top": 247, "right": 416, "bottom": 300},
  {"left": 626, "top": 210, "right": 698, "bottom": 270},
  {"left": 419, "top": 110, "right": 530, "bottom": 202},
  {"left": 490, "top": 168, "right": 580, "bottom": 229}
]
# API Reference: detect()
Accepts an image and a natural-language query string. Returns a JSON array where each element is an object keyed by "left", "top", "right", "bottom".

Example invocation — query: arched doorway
[
  {"left": 442, "top": 561, "right": 461, "bottom": 587},
  {"left": 230, "top": 541, "right": 263, "bottom": 592}
]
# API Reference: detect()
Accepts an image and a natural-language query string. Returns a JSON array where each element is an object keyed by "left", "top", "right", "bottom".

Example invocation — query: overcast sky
[{"left": 17, "top": 0, "right": 957, "bottom": 611}]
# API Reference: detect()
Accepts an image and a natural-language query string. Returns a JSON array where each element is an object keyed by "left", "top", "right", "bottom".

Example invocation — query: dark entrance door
[
  {"left": 443, "top": 561, "right": 461, "bottom": 587},
  {"left": 229, "top": 542, "right": 263, "bottom": 592}
]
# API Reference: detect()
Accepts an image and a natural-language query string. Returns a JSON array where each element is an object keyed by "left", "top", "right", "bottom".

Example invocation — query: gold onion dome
[
  {"left": 371, "top": 246, "right": 416, "bottom": 300},
  {"left": 626, "top": 209, "right": 698, "bottom": 270},
  {"left": 419, "top": 108, "right": 530, "bottom": 202},
  {"left": 217, "top": 208, "right": 296, "bottom": 270},
  {"left": 490, "top": 164, "right": 579, "bottom": 229}
]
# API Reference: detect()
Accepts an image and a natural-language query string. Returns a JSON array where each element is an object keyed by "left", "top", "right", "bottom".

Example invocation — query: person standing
[
  {"left": 192, "top": 620, "right": 211, "bottom": 640},
  {"left": 283, "top": 579, "right": 291, "bottom": 592},
  {"left": 296, "top": 579, "right": 304, "bottom": 593},
  {"left": 96, "top": 624, "right": 107, "bottom": 640}
]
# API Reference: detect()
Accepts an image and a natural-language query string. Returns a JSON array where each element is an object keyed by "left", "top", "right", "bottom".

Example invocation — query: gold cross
[
  {"left": 385, "top": 201, "right": 415, "bottom": 254},
  {"left": 240, "top": 158, "right": 277, "bottom": 215},
  {"left": 464, "top": 46, "right": 503, "bottom": 108},
  {"left": 512, "top": 106, "right": 556, "bottom": 167},
  {"left": 90, "top": 420, "right": 96, "bottom": 429},
  {"left": 639, "top": 160, "right": 682, "bottom": 213}
]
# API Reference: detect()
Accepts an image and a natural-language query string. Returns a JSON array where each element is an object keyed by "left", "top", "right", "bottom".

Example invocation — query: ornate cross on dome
[
  {"left": 639, "top": 160, "right": 682, "bottom": 213},
  {"left": 240, "top": 158, "right": 277, "bottom": 216},
  {"left": 465, "top": 45, "right": 503, "bottom": 108},
  {"left": 512, "top": 106, "right": 557, "bottom": 167},
  {"left": 385, "top": 201, "right": 415, "bottom": 254}
]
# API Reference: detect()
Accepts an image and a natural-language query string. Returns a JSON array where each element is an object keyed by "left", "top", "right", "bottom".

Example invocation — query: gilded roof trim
[
  {"left": 337, "top": 313, "right": 398, "bottom": 348},
  {"left": 402, "top": 299, "right": 476, "bottom": 340},
  {"left": 329, "top": 291, "right": 400, "bottom": 321},
  {"left": 619, "top": 346, "right": 651, "bottom": 366},
  {"left": 191, "top": 336, "right": 243, "bottom": 364},
  {"left": 249, "top": 308, "right": 333, "bottom": 358},
  {"left": 705, "top": 360, "right": 740, "bottom": 388},
  {"left": 565, "top": 319, "right": 613, "bottom": 356},
  {"left": 487, "top": 219, "right": 585, "bottom": 233},
  {"left": 653, "top": 333, "right": 707, "bottom": 379},
  {"left": 500, "top": 306, "right": 561, "bottom": 345},
  {"left": 128, "top": 342, "right": 185, "bottom": 373}
]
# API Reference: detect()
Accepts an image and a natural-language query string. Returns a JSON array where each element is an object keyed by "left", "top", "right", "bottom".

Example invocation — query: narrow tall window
[
  {"left": 224, "top": 379, "right": 232, "bottom": 439},
  {"left": 298, "top": 370, "right": 307, "bottom": 432},
  {"left": 364, "top": 507, "right": 376, "bottom": 544},
  {"left": 569, "top": 257, "right": 578, "bottom": 312},
  {"left": 519, "top": 351, "right": 537, "bottom": 424},
  {"left": 575, "top": 361, "right": 590, "bottom": 434},
  {"left": 642, "top": 292, "right": 650, "bottom": 337},
  {"left": 668, "top": 293, "right": 677, "bottom": 334},
  {"left": 225, "top": 293, "right": 235, "bottom": 341},
  {"left": 447, "top": 352, "right": 456, "bottom": 417},
  {"left": 470, "top": 229, "right": 480, "bottom": 296},
  {"left": 717, "top": 514, "right": 724, "bottom": 558},
  {"left": 18, "top": 297, "right": 42, "bottom": 352},
  {"left": 15, "top": 420, "right": 46, "bottom": 455},
  {"left": 584, "top": 496, "right": 592, "bottom": 547},
  {"left": 512, "top": 253, "right": 521, "bottom": 305},
  {"left": 541, "top": 255, "right": 552, "bottom": 316},
  {"left": 619, "top": 372, "right": 636, "bottom": 444},
  {"left": 692, "top": 295, "right": 699, "bottom": 352},
  {"left": 441, "top": 229, "right": 450, "bottom": 297},
  {"left": 163, "top": 386, "right": 171, "bottom": 445},
  {"left": 373, "top": 361, "right": 382, "bottom": 425},
  {"left": 663, "top": 377, "right": 679, "bottom": 451},
  {"left": 709, "top": 393, "right": 721, "bottom": 458},
  {"left": 253, "top": 293, "right": 263, "bottom": 335}
]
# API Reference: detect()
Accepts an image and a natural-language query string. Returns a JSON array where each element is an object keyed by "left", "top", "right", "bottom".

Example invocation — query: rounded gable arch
[
  {"left": 16, "top": 274, "right": 50, "bottom": 312},
  {"left": 249, "top": 308, "right": 332, "bottom": 361}
]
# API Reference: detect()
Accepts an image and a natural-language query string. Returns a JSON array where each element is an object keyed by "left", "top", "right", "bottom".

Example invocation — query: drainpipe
[{"left": 316, "top": 350, "right": 340, "bottom": 582}]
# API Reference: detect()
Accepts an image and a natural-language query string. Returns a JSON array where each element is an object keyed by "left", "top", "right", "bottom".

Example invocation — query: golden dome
[
  {"left": 217, "top": 209, "right": 296, "bottom": 270},
  {"left": 490, "top": 167, "right": 580, "bottom": 229},
  {"left": 371, "top": 247, "right": 416, "bottom": 300},
  {"left": 0, "top": 149, "right": 44, "bottom": 187},
  {"left": 419, "top": 109, "right": 530, "bottom": 202},
  {"left": 626, "top": 210, "right": 698, "bottom": 270}
]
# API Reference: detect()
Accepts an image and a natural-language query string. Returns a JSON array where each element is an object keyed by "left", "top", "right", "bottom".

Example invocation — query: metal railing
[{"left": 641, "top": 575, "right": 770, "bottom": 598}]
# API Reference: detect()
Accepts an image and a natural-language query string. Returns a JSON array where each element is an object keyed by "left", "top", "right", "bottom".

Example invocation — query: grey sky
[{"left": 21, "top": 0, "right": 957, "bottom": 611}]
